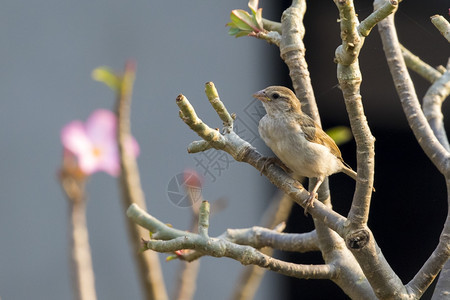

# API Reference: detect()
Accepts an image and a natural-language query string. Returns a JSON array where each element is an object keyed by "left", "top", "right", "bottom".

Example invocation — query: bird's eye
[{"left": 272, "top": 93, "right": 280, "bottom": 99}]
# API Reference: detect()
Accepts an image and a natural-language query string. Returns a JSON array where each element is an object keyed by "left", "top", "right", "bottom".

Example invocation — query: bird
[{"left": 253, "top": 86, "right": 359, "bottom": 212}]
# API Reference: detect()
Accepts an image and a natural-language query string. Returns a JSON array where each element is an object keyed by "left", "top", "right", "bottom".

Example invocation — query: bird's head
[{"left": 252, "top": 86, "right": 302, "bottom": 116}]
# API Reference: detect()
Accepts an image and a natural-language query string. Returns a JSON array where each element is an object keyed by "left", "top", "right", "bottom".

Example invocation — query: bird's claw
[{"left": 303, "top": 192, "right": 316, "bottom": 216}]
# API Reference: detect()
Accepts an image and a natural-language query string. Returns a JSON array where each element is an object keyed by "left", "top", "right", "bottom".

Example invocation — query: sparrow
[{"left": 253, "top": 86, "right": 358, "bottom": 211}]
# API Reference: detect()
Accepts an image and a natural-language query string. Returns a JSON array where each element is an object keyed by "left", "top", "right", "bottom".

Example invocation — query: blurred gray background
[
  {"left": 1, "top": 0, "right": 449, "bottom": 299},
  {"left": 0, "top": 1, "right": 282, "bottom": 299}
]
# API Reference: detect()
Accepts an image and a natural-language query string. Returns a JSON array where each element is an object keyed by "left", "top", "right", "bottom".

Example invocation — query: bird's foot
[
  {"left": 303, "top": 192, "right": 317, "bottom": 216},
  {"left": 258, "top": 156, "right": 290, "bottom": 175}
]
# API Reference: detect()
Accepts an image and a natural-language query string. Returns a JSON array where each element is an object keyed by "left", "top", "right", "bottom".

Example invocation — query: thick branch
[
  {"left": 127, "top": 203, "right": 336, "bottom": 280},
  {"left": 334, "top": 0, "right": 382, "bottom": 226},
  {"left": 377, "top": 3, "right": 450, "bottom": 176},
  {"left": 116, "top": 61, "right": 168, "bottom": 300},
  {"left": 225, "top": 226, "right": 319, "bottom": 253}
]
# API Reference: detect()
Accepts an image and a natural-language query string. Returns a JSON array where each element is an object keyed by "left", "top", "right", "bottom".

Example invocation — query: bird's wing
[{"left": 298, "top": 115, "right": 344, "bottom": 161}]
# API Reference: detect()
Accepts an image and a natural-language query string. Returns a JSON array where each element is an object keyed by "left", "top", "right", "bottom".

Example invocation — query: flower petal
[
  {"left": 85, "top": 109, "right": 117, "bottom": 145},
  {"left": 61, "top": 121, "right": 91, "bottom": 156}
]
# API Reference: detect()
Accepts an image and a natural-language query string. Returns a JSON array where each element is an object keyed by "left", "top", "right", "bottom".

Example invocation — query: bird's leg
[
  {"left": 304, "top": 177, "right": 324, "bottom": 215},
  {"left": 258, "top": 156, "right": 291, "bottom": 175}
]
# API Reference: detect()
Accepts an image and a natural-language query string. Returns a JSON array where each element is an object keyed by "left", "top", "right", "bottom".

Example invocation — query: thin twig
[
  {"left": 400, "top": 44, "right": 443, "bottom": 83},
  {"left": 262, "top": 18, "right": 281, "bottom": 34},
  {"left": 116, "top": 61, "right": 168, "bottom": 300}
]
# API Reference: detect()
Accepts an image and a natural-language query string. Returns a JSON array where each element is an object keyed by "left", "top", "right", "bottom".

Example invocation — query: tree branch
[
  {"left": 226, "top": 226, "right": 318, "bottom": 253},
  {"left": 422, "top": 59, "right": 450, "bottom": 152},
  {"left": 431, "top": 15, "right": 450, "bottom": 43},
  {"left": 400, "top": 44, "right": 443, "bottom": 84},
  {"left": 358, "top": 0, "right": 397, "bottom": 37},
  {"left": 406, "top": 177, "right": 450, "bottom": 299},
  {"left": 280, "top": 0, "right": 320, "bottom": 121},
  {"left": 377, "top": 3, "right": 450, "bottom": 177},
  {"left": 116, "top": 61, "right": 168, "bottom": 300},
  {"left": 334, "top": 0, "right": 386, "bottom": 226},
  {"left": 332, "top": 1, "right": 416, "bottom": 299},
  {"left": 127, "top": 203, "right": 336, "bottom": 280},
  {"left": 262, "top": 18, "right": 281, "bottom": 34}
]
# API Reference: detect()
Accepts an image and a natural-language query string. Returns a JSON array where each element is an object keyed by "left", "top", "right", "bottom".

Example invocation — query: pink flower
[{"left": 61, "top": 109, "right": 139, "bottom": 177}]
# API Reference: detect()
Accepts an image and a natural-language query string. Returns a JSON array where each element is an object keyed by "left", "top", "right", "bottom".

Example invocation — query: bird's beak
[{"left": 252, "top": 90, "right": 269, "bottom": 102}]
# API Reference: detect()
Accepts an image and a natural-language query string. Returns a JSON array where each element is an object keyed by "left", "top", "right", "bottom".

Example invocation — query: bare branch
[
  {"left": 431, "top": 15, "right": 450, "bottom": 43},
  {"left": 406, "top": 217, "right": 450, "bottom": 298},
  {"left": 280, "top": 0, "right": 319, "bottom": 122},
  {"left": 423, "top": 59, "right": 450, "bottom": 151},
  {"left": 226, "top": 226, "right": 319, "bottom": 253},
  {"left": 377, "top": 3, "right": 450, "bottom": 176},
  {"left": 262, "top": 18, "right": 281, "bottom": 34},
  {"left": 334, "top": 0, "right": 381, "bottom": 226},
  {"left": 406, "top": 179, "right": 450, "bottom": 299},
  {"left": 127, "top": 203, "right": 337, "bottom": 280},
  {"left": 116, "top": 61, "right": 168, "bottom": 300},
  {"left": 358, "top": 0, "right": 397, "bottom": 37},
  {"left": 401, "top": 45, "right": 443, "bottom": 83},
  {"left": 249, "top": 31, "right": 281, "bottom": 46}
]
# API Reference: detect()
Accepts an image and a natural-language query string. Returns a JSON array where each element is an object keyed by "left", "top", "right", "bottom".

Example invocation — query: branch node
[{"left": 346, "top": 229, "right": 370, "bottom": 250}]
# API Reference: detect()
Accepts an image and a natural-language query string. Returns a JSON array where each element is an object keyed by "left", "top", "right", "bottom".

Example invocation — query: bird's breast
[{"left": 258, "top": 116, "right": 341, "bottom": 178}]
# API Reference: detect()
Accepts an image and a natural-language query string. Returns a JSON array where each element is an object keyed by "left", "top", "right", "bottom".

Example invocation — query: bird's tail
[
  {"left": 342, "top": 166, "right": 358, "bottom": 181},
  {"left": 342, "top": 165, "right": 376, "bottom": 192}
]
